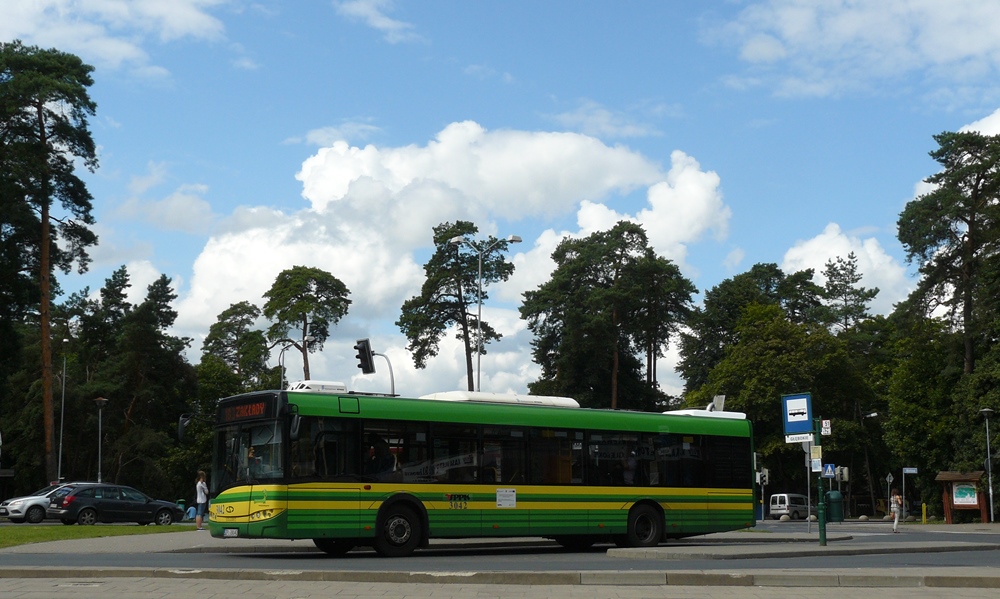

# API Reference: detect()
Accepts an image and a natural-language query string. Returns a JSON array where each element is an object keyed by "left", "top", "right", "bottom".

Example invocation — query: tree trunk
[
  {"left": 301, "top": 317, "right": 311, "bottom": 381},
  {"left": 456, "top": 275, "right": 473, "bottom": 391},
  {"left": 37, "top": 102, "right": 56, "bottom": 483}
]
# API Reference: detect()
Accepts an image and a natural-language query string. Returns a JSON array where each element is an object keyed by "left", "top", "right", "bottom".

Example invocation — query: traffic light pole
[{"left": 815, "top": 417, "right": 827, "bottom": 546}]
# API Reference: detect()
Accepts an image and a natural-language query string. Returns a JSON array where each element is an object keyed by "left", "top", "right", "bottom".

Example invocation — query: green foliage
[
  {"left": 678, "top": 263, "right": 825, "bottom": 392},
  {"left": 688, "top": 304, "right": 864, "bottom": 491},
  {"left": 1, "top": 39, "right": 100, "bottom": 482},
  {"left": 898, "top": 131, "right": 1000, "bottom": 374},
  {"left": 262, "top": 265, "right": 350, "bottom": 381},
  {"left": 822, "top": 252, "right": 879, "bottom": 333},
  {"left": 520, "top": 221, "right": 692, "bottom": 410},
  {"left": 397, "top": 221, "right": 517, "bottom": 390},
  {"left": 202, "top": 301, "right": 271, "bottom": 392}
]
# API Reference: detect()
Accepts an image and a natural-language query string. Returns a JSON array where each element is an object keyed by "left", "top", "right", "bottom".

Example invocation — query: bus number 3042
[{"left": 446, "top": 493, "right": 470, "bottom": 509}]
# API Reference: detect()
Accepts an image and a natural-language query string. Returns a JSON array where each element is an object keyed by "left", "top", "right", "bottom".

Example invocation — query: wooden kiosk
[{"left": 935, "top": 471, "right": 989, "bottom": 523}]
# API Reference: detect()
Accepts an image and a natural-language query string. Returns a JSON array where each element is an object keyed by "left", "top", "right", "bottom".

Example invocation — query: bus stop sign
[{"left": 782, "top": 393, "right": 813, "bottom": 435}]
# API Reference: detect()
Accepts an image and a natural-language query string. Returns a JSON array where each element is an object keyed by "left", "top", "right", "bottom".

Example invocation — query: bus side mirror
[{"left": 289, "top": 414, "right": 301, "bottom": 442}]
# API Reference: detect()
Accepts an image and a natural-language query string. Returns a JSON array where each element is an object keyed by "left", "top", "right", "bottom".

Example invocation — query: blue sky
[{"left": 6, "top": 1, "right": 1000, "bottom": 398}]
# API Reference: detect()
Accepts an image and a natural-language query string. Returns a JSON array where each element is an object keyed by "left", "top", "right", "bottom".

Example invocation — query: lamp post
[
  {"left": 57, "top": 338, "right": 68, "bottom": 482},
  {"left": 278, "top": 344, "right": 292, "bottom": 389},
  {"left": 449, "top": 233, "right": 522, "bottom": 392},
  {"left": 982, "top": 407, "right": 995, "bottom": 523},
  {"left": 93, "top": 397, "right": 108, "bottom": 483}
]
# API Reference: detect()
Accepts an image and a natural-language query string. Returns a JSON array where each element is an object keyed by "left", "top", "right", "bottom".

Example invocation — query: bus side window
[{"left": 316, "top": 435, "right": 339, "bottom": 477}]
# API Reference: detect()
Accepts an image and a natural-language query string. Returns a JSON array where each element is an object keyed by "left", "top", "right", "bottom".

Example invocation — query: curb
[{"left": 1, "top": 567, "right": 1000, "bottom": 588}]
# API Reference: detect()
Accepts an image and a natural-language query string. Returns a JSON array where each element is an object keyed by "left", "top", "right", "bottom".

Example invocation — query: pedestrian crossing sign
[{"left": 822, "top": 463, "right": 836, "bottom": 478}]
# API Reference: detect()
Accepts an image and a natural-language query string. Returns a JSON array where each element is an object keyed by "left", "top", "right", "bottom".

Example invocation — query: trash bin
[
  {"left": 826, "top": 490, "right": 844, "bottom": 522},
  {"left": 176, "top": 499, "right": 186, "bottom": 519}
]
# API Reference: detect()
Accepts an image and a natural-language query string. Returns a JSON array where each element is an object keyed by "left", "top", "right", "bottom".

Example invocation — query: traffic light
[
  {"left": 759, "top": 468, "right": 769, "bottom": 485},
  {"left": 836, "top": 466, "right": 849, "bottom": 482},
  {"left": 354, "top": 338, "right": 375, "bottom": 374}
]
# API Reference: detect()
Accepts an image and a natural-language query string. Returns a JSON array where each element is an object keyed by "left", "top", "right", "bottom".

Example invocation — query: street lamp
[
  {"left": 982, "top": 407, "right": 995, "bottom": 523},
  {"left": 93, "top": 397, "right": 108, "bottom": 483},
  {"left": 57, "top": 338, "right": 68, "bottom": 482},
  {"left": 449, "top": 233, "right": 522, "bottom": 392},
  {"left": 278, "top": 344, "right": 293, "bottom": 389}
]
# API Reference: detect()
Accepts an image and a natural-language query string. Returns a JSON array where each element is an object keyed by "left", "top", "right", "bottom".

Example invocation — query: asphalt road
[{"left": 3, "top": 519, "right": 999, "bottom": 573}]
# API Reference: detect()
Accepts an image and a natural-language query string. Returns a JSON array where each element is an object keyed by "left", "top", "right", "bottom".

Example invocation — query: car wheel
[
  {"left": 791, "top": 511, "right": 800, "bottom": 520},
  {"left": 373, "top": 505, "right": 421, "bottom": 557},
  {"left": 26, "top": 505, "right": 46, "bottom": 524},
  {"left": 77, "top": 508, "right": 98, "bottom": 525},
  {"left": 313, "top": 538, "right": 356, "bottom": 556},
  {"left": 154, "top": 509, "right": 173, "bottom": 525},
  {"left": 61, "top": 519, "right": 76, "bottom": 525},
  {"left": 625, "top": 504, "right": 663, "bottom": 548}
]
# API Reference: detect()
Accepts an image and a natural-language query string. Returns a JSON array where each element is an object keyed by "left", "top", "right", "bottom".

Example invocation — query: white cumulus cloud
[{"left": 175, "top": 121, "right": 734, "bottom": 395}]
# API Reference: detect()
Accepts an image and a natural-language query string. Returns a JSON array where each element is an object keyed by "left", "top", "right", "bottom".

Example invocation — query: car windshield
[{"left": 31, "top": 484, "right": 61, "bottom": 496}]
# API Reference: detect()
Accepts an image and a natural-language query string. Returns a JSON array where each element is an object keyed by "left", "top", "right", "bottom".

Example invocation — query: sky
[{"left": 6, "top": 1, "right": 1000, "bottom": 400}]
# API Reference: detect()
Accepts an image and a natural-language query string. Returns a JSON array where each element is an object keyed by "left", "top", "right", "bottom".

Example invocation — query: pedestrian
[
  {"left": 195, "top": 470, "right": 209, "bottom": 531},
  {"left": 890, "top": 487, "right": 902, "bottom": 533}
]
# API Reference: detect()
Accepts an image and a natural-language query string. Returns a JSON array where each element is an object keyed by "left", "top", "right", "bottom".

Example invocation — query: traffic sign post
[
  {"left": 814, "top": 417, "right": 827, "bottom": 546},
  {"left": 902, "top": 467, "right": 917, "bottom": 520}
]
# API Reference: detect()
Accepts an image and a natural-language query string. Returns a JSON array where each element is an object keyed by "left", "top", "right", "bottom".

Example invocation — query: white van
[{"left": 769, "top": 493, "right": 814, "bottom": 520}]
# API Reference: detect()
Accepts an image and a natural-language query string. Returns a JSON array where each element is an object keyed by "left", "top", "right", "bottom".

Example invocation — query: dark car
[{"left": 48, "top": 484, "right": 184, "bottom": 526}]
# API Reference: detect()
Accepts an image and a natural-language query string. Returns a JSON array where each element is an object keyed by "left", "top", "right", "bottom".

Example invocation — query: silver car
[{"left": 0, "top": 482, "right": 95, "bottom": 523}]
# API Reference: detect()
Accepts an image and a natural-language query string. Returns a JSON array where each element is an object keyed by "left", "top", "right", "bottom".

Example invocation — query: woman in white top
[{"left": 195, "top": 470, "right": 209, "bottom": 530}]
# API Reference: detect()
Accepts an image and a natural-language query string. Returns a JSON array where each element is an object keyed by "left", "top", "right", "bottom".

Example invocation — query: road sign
[
  {"left": 903, "top": 467, "right": 918, "bottom": 474},
  {"left": 823, "top": 463, "right": 836, "bottom": 478},
  {"left": 821, "top": 419, "right": 831, "bottom": 435},
  {"left": 782, "top": 393, "right": 813, "bottom": 436},
  {"left": 886, "top": 473, "right": 894, "bottom": 484}
]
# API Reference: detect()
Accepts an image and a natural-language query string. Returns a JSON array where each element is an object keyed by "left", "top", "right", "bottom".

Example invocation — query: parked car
[
  {"left": 0, "top": 482, "right": 96, "bottom": 524},
  {"left": 769, "top": 492, "right": 815, "bottom": 520},
  {"left": 47, "top": 483, "right": 184, "bottom": 526}
]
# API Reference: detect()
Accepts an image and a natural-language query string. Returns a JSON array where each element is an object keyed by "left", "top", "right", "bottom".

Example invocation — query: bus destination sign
[{"left": 218, "top": 395, "right": 277, "bottom": 425}]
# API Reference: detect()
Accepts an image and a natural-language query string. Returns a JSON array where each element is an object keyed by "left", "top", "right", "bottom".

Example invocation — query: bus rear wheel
[
  {"left": 626, "top": 504, "right": 663, "bottom": 547},
  {"left": 374, "top": 505, "right": 421, "bottom": 557},
  {"left": 313, "top": 538, "right": 356, "bottom": 556}
]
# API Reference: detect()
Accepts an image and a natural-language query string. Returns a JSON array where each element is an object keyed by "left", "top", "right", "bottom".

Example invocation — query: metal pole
[
  {"left": 476, "top": 249, "right": 483, "bottom": 393},
  {"left": 982, "top": 408, "right": 995, "bottom": 523},
  {"left": 57, "top": 340, "right": 67, "bottom": 481},
  {"left": 97, "top": 405, "right": 102, "bottom": 483},
  {"left": 94, "top": 397, "right": 107, "bottom": 483},
  {"left": 815, "top": 417, "right": 827, "bottom": 546}
]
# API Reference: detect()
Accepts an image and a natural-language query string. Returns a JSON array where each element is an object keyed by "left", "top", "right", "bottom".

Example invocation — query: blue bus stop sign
[{"left": 782, "top": 392, "right": 813, "bottom": 435}]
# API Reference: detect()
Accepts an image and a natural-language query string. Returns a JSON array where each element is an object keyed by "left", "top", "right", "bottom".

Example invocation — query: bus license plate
[{"left": 223, "top": 528, "right": 239, "bottom": 538}]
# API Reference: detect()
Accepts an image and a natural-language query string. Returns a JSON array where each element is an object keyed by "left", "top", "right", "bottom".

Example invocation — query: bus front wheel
[
  {"left": 374, "top": 505, "right": 421, "bottom": 557},
  {"left": 626, "top": 504, "right": 663, "bottom": 547}
]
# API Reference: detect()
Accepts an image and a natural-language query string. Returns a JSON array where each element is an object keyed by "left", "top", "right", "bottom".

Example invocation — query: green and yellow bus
[{"left": 206, "top": 386, "right": 755, "bottom": 556}]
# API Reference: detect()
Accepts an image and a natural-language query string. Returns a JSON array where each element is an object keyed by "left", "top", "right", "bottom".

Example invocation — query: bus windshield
[{"left": 213, "top": 420, "right": 284, "bottom": 491}]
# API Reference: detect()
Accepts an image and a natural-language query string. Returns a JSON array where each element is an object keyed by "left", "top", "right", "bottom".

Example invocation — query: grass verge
[{"left": 0, "top": 523, "right": 194, "bottom": 549}]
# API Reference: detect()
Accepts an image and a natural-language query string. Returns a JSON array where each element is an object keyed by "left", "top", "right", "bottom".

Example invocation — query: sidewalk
[{"left": 1, "top": 522, "right": 999, "bottom": 590}]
